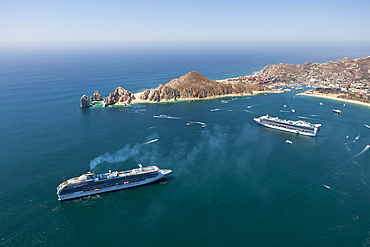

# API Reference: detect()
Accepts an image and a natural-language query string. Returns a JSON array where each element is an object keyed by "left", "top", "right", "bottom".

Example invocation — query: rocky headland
[{"left": 80, "top": 71, "right": 266, "bottom": 108}]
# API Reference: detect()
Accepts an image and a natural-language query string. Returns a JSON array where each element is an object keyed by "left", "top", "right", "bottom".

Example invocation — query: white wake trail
[
  {"left": 354, "top": 144, "right": 370, "bottom": 158},
  {"left": 142, "top": 139, "right": 158, "bottom": 145},
  {"left": 341, "top": 144, "right": 370, "bottom": 166}
]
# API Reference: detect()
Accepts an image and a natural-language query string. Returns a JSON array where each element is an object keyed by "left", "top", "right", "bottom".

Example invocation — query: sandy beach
[{"left": 297, "top": 92, "right": 370, "bottom": 107}]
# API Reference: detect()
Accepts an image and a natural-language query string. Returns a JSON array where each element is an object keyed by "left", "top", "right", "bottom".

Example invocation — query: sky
[{"left": 1, "top": 0, "right": 370, "bottom": 49}]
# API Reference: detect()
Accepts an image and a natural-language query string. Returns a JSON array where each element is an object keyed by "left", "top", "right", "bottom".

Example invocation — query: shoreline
[
  {"left": 297, "top": 92, "right": 370, "bottom": 107},
  {"left": 114, "top": 90, "right": 284, "bottom": 106}
]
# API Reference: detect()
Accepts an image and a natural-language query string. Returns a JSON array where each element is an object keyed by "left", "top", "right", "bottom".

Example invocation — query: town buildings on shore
[{"left": 252, "top": 56, "right": 370, "bottom": 103}]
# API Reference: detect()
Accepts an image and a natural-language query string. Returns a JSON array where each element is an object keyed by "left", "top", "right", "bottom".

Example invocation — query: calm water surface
[{"left": 1, "top": 45, "right": 370, "bottom": 246}]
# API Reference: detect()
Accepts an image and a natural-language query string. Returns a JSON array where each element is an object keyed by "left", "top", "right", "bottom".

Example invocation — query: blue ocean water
[{"left": 1, "top": 43, "right": 370, "bottom": 246}]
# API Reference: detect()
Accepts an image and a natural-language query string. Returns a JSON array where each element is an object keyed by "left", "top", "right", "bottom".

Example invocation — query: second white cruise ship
[{"left": 254, "top": 115, "right": 321, "bottom": 136}]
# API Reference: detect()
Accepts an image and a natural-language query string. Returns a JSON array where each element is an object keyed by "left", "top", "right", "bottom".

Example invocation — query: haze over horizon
[{"left": 1, "top": 0, "right": 370, "bottom": 50}]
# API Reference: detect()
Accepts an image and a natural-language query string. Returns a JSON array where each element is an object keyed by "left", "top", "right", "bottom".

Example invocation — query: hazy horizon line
[{"left": 1, "top": 40, "right": 370, "bottom": 51}]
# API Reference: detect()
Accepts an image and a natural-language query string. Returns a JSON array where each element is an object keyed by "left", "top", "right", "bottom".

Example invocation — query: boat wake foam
[
  {"left": 186, "top": 121, "right": 207, "bottom": 127},
  {"left": 153, "top": 115, "right": 181, "bottom": 119},
  {"left": 244, "top": 110, "right": 256, "bottom": 114}
]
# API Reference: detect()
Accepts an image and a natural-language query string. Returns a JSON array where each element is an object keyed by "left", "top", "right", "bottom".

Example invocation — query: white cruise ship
[
  {"left": 56, "top": 164, "right": 172, "bottom": 201},
  {"left": 254, "top": 115, "right": 321, "bottom": 137}
]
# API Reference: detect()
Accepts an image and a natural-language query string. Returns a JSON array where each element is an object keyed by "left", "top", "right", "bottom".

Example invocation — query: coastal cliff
[{"left": 104, "top": 87, "right": 136, "bottom": 106}]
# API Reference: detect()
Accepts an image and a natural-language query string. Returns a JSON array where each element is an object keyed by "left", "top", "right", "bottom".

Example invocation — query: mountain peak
[{"left": 165, "top": 71, "right": 215, "bottom": 88}]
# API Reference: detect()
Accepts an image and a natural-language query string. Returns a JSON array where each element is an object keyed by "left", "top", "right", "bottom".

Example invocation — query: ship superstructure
[
  {"left": 56, "top": 165, "right": 171, "bottom": 201},
  {"left": 254, "top": 115, "right": 321, "bottom": 136}
]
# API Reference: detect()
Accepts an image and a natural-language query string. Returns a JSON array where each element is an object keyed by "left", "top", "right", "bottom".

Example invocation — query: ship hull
[{"left": 58, "top": 170, "right": 170, "bottom": 201}]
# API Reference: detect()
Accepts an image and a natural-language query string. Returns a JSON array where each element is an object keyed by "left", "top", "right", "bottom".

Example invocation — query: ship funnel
[{"left": 138, "top": 164, "right": 142, "bottom": 168}]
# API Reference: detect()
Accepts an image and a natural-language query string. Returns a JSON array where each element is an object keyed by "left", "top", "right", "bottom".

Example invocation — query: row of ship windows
[
  {"left": 60, "top": 174, "right": 157, "bottom": 195},
  {"left": 263, "top": 121, "right": 314, "bottom": 131}
]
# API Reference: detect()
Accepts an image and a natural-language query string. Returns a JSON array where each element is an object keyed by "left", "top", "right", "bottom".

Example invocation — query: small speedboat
[{"left": 333, "top": 109, "right": 342, "bottom": 114}]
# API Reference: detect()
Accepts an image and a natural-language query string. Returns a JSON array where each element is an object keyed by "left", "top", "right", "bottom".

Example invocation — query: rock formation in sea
[
  {"left": 140, "top": 71, "right": 264, "bottom": 102},
  {"left": 80, "top": 95, "right": 90, "bottom": 108},
  {"left": 104, "top": 87, "right": 136, "bottom": 106},
  {"left": 94, "top": 90, "right": 103, "bottom": 101}
]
